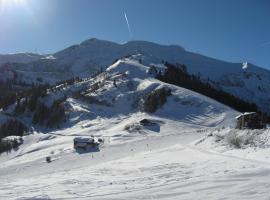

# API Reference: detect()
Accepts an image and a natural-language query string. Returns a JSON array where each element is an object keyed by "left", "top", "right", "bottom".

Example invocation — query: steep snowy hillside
[
  {"left": 2, "top": 59, "right": 270, "bottom": 200},
  {"left": 0, "top": 58, "right": 237, "bottom": 130}
]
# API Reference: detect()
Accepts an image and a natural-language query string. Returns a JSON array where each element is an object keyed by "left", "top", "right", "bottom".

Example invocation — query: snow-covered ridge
[
  {"left": 0, "top": 57, "right": 238, "bottom": 129},
  {"left": 0, "top": 53, "right": 44, "bottom": 65},
  {"left": 1, "top": 38, "right": 270, "bottom": 113}
]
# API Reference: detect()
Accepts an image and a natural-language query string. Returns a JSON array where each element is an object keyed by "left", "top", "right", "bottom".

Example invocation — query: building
[
  {"left": 73, "top": 137, "right": 100, "bottom": 151},
  {"left": 236, "top": 112, "right": 266, "bottom": 129}
]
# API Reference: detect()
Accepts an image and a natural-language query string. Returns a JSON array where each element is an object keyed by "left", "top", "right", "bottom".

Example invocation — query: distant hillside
[{"left": 0, "top": 53, "right": 44, "bottom": 65}]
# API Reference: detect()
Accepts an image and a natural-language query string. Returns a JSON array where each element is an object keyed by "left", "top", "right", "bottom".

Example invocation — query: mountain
[
  {"left": 0, "top": 58, "right": 237, "bottom": 194},
  {"left": 0, "top": 57, "right": 238, "bottom": 130},
  {"left": 0, "top": 53, "right": 44, "bottom": 65},
  {"left": 2, "top": 58, "right": 270, "bottom": 199},
  {"left": 0, "top": 38, "right": 269, "bottom": 114}
]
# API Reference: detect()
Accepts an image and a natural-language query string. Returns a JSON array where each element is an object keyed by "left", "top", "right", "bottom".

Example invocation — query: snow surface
[{"left": 1, "top": 59, "right": 270, "bottom": 199}]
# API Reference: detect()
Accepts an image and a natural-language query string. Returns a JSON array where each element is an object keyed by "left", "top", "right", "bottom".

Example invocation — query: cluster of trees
[
  {"left": 15, "top": 93, "right": 66, "bottom": 128},
  {"left": 156, "top": 62, "right": 259, "bottom": 113},
  {"left": 12, "top": 82, "right": 67, "bottom": 128},
  {"left": 14, "top": 84, "right": 48, "bottom": 114},
  {"left": 4, "top": 78, "right": 69, "bottom": 129},
  {"left": 32, "top": 98, "right": 66, "bottom": 128},
  {"left": 0, "top": 80, "right": 49, "bottom": 111},
  {"left": 144, "top": 87, "right": 172, "bottom": 113},
  {"left": 0, "top": 119, "right": 26, "bottom": 154},
  {"left": 55, "top": 77, "right": 82, "bottom": 87},
  {"left": 0, "top": 73, "right": 82, "bottom": 116},
  {"left": 0, "top": 138, "right": 23, "bottom": 154},
  {"left": 0, "top": 81, "right": 18, "bottom": 110},
  {"left": 0, "top": 119, "right": 27, "bottom": 139},
  {"left": 0, "top": 80, "right": 68, "bottom": 154}
]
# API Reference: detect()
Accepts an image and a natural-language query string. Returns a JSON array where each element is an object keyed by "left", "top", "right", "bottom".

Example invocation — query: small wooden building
[
  {"left": 236, "top": 112, "right": 266, "bottom": 129},
  {"left": 73, "top": 137, "right": 99, "bottom": 150}
]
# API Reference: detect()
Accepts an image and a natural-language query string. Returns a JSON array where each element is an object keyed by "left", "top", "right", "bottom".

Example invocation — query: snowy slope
[
  {"left": 0, "top": 58, "right": 249, "bottom": 199},
  {"left": 1, "top": 59, "right": 270, "bottom": 199},
  {"left": 3, "top": 122, "right": 270, "bottom": 200}
]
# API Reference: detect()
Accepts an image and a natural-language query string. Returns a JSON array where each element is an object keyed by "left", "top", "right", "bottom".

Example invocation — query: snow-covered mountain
[
  {"left": 1, "top": 38, "right": 270, "bottom": 113},
  {"left": 2, "top": 58, "right": 270, "bottom": 199},
  {"left": 0, "top": 53, "right": 44, "bottom": 65},
  {"left": 0, "top": 58, "right": 243, "bottom": 199},
  {"left": 54, "top": 38, "right": 270, "bottom": 113},
  {"left": 0, "top": 57, "right": 238, "bottom": 129}
]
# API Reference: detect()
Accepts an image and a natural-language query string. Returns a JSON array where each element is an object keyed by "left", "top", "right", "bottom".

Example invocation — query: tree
[{"left": 156, "top": 62, "right": 259, "bottom": 114}]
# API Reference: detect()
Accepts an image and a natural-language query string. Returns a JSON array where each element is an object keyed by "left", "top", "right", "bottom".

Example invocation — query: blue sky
[{"left": 0, "top": 0, "right": 269, "bottom": 68}]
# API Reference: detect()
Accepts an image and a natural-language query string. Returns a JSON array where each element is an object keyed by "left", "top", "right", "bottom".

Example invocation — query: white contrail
[{"left": 124, "top": 12, "right": 132, "bottom": 40}]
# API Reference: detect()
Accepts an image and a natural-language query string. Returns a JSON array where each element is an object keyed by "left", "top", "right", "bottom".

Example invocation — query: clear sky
[{"left": 0, "top": 0, "right": 269, "bottom": 68}]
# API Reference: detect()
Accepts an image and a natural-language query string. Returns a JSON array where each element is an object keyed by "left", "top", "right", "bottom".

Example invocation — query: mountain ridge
[{"left": 0, "top": 38, "right": 269, "bottom": 114}]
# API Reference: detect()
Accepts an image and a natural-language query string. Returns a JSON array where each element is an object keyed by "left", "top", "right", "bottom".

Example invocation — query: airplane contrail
[{"left": 124, "top": 12, "right": 132, "bottom": 40}]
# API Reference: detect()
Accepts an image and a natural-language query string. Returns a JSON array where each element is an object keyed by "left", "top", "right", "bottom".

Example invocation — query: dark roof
[{"left": 73, "top": 137, "right": 94, "bottom": 143}]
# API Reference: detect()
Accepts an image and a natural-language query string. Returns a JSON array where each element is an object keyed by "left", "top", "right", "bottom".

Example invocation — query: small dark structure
[
  {"left": 73, "top": 137, "right": 103, "bottom": 151},
  {"left": 139, "top": 119, "right": 152, "bottom": 126},
  {"left": 46, "top": 156, "right": 51, "bottom": 163},
  {"left": 236, "top": 112, "right": 266, "bottom": 129}
]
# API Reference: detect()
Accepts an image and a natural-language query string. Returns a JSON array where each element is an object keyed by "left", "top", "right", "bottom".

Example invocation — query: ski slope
[
  {"left": 0, "top": 58, "right": 270, "bottom": 200},
  {"left": 1, "top": 116, "right": 270, "bottom": 200}
]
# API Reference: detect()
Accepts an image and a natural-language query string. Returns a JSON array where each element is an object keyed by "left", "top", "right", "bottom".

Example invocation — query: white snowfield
[{"left": 1, "top": 59, "right": 270, "bottom": 200}]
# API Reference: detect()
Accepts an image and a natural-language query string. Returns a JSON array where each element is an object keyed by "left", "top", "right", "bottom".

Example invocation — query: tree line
[
  {"left": 156, "top": 62, "right": 262, "bottom": 114},
  {"left": 0, "top": 119, "right": 26, "bottom": 154}
]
